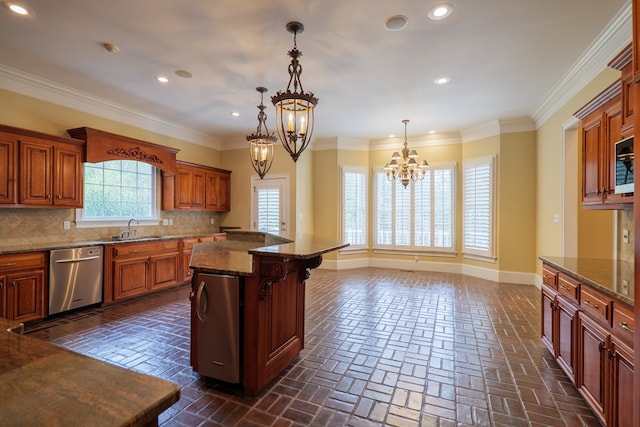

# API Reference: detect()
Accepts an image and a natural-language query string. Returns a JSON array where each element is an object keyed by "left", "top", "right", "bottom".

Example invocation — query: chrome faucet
[{"left": 120, "top": 218, "right": 139, "bottom": 239}]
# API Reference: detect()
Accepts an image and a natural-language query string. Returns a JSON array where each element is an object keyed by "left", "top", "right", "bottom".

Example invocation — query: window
[
  {"left": 373, "top": 163, "right": 455, "bottom": 253},
  {"left": 463, "top": 155, "right": 495, "bottom": 260},
  {"left": 341, "top": 166, "right": 368, "bottom": 251},
  {"left": 77, "top": 160, "right": 158, "bottom": 226}
]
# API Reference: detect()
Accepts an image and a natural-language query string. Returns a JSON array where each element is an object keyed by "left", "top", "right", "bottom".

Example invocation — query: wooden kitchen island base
[{"left": 189, "top": 233, "right": 347, "bottom": 394}]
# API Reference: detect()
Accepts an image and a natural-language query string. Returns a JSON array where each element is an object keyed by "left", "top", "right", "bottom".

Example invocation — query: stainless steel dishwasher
[
  {"left": 49, "top": 246, "right": 103, "bottom": 315},
  {"left": 194, "top": 273, "right": 241, "bottom": 384}
]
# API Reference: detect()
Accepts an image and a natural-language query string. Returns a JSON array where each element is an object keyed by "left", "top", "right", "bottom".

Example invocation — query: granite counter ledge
[
  {"left": 0, "top": 320, "right": 180, "bottom": 426},
  {"left": 539, "top": 256, "right": 634, "bottom": 306}
]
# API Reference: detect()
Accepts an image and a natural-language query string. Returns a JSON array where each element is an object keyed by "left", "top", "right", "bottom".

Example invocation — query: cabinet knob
[
  {"left": 11, "top": 280, "right": 16, "bottom": 287},
  {"left": 598, "top": 341, "right": 605, "bottom": 352},
  {"left": 0, "top": 280, "right": 3, "bottom": 289},
  {"left": 57, "top": 194, "right": 62, "bottom": 199}
]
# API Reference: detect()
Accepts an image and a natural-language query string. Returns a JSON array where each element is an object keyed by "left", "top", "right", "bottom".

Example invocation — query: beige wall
[{"left": 536, "top": 68, "right": 620, "bottom": 269}]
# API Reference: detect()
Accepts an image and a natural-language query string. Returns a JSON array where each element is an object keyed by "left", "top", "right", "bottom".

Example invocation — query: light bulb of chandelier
[
  {"left": 391, "top": 151, "right": 401, "bottom": 160},
  {"left": 408, "top": 149, "right": 419, "bottom": 159},
  {"left": 389, "top": 159, "right": 399, "bottom": 167},
  {"left": 408, "top": 158, "right": 418, "bottom": 167}
]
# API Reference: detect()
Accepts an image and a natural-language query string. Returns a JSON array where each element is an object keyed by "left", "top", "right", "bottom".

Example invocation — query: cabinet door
[
  {"left": 114, "top": 257, "right": 150, "bottom": 300},
  {"left": 604, "top": 98, "right": 626, "bottom": 204},
  {"left": 205, "top": 172, "right": 219, "bottom": 210},
  {"left": 581, "top": 111, "right": 605, "bottom": 206},
  {"left": 0, "top": 275, "right": 6, "bottom": 319},
  {"left": 54, "top": 144, "right": 83, "bottom": 207},
  {"left": 556, "top": 298, "right": 577, "bottom": 381},
  {"left": 217, "top": 173, "right": 231, "bottom": 211},
  {"left": 609, "top": 336, "right": 634, "bottom": 427},
  {"left": 577, "top": 312, "right": 608, "bottom": 424},
  {"left": 192, "top": 169, "right": 205, "bottom": 209},
  {"left": 19, "top": 140, "right": 53, "bottom": 205},
  {"left": 175, "top": 169, "right": 193, "bottom": 209},
  {"left": 7, "top": 270, "right": 45, "bottom": 323},
  {"left": 0, "top": 136, "right": 17, "bottom": 204},
  {"left": 150, "top": 252, "right": 180, "bottom": 291},
  {"left": 541, "top": 285, "right": 556, "bottom": 354}
]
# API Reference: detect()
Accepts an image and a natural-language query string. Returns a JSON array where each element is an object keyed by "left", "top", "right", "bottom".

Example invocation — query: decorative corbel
[{"left": 258, "top": 257, "right": 291, "bottom": 300}]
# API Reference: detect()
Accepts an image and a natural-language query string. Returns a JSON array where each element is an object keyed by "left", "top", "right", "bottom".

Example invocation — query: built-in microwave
[{"left": 614, "top": 136, "right": 634, "bottom": 194}]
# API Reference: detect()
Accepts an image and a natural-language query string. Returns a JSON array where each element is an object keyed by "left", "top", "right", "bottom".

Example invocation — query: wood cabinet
[
  {"left": 0, "top": 125, "right": 84, "bottom": 208},
  {"left": 541, "top": 261, "right": 635, "bottom": 427},
  {"left": 0, "top": 135, "right": 17, "bottom": 204},
  {"left": 162, "top": 161, "right": 231, "bottom": 212},
  {"left": 576, "top": 83, "right": 632, "bottom": 208},
  {"left": 180, "top": 234, "right": 226, "bottom": 283},
  {"left": 104, "top": 240, "right": 180, "bottom": 303},
  {"left": 0, "top": 252, "right": 46, "bottom": 323}
]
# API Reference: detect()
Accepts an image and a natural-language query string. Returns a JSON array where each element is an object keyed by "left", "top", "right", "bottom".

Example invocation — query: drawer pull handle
[
  {"left": 583, "top": 299, "right": 599, "bottom": 309},
  {"left": 559, "top": 284, "right": 567, "bottom": 290},
  {"left": 620, "top": 322, "right": 634, "bottom": 333}
]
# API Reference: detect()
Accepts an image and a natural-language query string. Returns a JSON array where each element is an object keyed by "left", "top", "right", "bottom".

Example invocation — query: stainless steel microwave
[{"left": 614, "top": 136, "right": 634, "bottom": 194}]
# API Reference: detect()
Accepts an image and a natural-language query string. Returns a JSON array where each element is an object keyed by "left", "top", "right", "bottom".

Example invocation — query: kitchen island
[
  {"left": 189, "top": 232, "right": 348, "bottom": 394},
  {"left": 0, "top": 318, "right": 180, "bottom": 426}
]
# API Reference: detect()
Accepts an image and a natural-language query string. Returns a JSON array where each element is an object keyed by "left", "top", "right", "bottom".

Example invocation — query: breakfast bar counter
[
  {"left": 189, "top": 232, "right": 348, "bottom": 394},
  {"left": 0, "top": 318, "right": 180, "bottom": 426}
]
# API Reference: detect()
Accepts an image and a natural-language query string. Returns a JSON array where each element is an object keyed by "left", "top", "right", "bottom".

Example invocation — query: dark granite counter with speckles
[
  {"left": 539, "top": 256, "right": 634, "bottom": 306},
  {"left": 190, "top": 232, "right": 348, "bottom": 276},
  {"left": 0, "top": 318, "right": 180, "bottom": 426}
]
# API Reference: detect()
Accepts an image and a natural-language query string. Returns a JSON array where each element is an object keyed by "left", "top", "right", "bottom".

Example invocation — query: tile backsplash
[{"left": 0, "top": 208, "right": 226, "bottom": 246}]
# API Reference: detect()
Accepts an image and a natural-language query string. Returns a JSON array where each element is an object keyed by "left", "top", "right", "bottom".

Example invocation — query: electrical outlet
[
  {"left": 63, "top": 220, "right": 71, "bottom": 230},
  {"left": 162, "top": 219, "right": 169, "bottom": 225},
  {"left": 623, "top": 229, "right": 629, "bottom": 243},
  {"left": 169, "top": 218, "right": 174, "bottom": 225},
  {"left": 210, "top": 217, "right": 215, "bottom": 225}
]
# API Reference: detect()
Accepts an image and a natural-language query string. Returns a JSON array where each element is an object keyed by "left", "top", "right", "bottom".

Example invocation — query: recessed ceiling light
[
  {"left": 389, "top": 134, "right": 396, "bottom": 138},
  {"left": 2, "top": 1, "right": 31, "bottom": 16},
  {"left": 156, "top": 76, "right": 169, "bottom": 84},
  {"left": 434, "top": 77, "right": 450, "bottom": 85},
  {"left": 428, "top": 3, "right": 453, "bottom": 20},
  {"left": 429, "top": 130, "right": 436, "bottom": 134},
  {"left": 385, "top": 15, "right": 408, "bottom": 32},
  {"left": 231, "top": 112, "right": 240, "bottom": 117}
]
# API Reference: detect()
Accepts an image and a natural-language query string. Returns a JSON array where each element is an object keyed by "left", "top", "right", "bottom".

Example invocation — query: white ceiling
[{"left": 0, "top": 0, "right": 632, "bottom": 148}]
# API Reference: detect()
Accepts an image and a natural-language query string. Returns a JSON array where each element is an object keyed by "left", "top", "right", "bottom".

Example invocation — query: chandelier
[
  {"left": 384, "top": 119, "right": 428, "bottom": 188},
  {"left": 247, "top": 87, "right": 277, "bottom": 179},
  {"left": 271, "top": 21, "right": 318, "bottom": 162}
]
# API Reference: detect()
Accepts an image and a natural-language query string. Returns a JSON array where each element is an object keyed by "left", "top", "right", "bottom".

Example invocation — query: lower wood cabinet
[
  {"left": 541, "top": 262, "right": 635, "bottom": 427},
  {"left": 104, "top": 240, "right": 180, "bottom": 303},
  {"left": 0, "top": 252, "right": 46, "bottom": 322}
]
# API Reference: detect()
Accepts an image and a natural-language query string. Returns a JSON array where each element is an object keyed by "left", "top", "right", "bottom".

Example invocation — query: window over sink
[{"left": 76, "top": 160, "right": 160, "bottom": 227}]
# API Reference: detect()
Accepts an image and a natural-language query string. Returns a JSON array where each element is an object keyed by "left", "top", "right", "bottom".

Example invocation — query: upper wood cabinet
[
  {"left": 162, "top": 161, "right": 231, "bottom": 212},
  {"left": 0, "top": 124, "right": 84, "bottom": 208}
]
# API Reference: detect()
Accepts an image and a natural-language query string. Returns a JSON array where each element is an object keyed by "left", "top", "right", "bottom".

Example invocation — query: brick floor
[{"left": 25, "top": 268, "right": 600, "bottom": 426}]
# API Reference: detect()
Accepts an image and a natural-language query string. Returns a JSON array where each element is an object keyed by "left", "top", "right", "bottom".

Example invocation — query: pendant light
[
  {"left": 247, "top": 87, "right": 277, "bottom": 179},
  {"left": 271, "top": 21, "right": 318, "bottom": 162}
]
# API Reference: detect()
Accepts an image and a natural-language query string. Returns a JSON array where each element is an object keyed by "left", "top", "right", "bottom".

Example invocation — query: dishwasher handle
[
  {"left": 195, "top": 280, "right": 208, "bottom": 322},
  {"left": 54, "top": 255, "right": 102, "bottom": 264}
]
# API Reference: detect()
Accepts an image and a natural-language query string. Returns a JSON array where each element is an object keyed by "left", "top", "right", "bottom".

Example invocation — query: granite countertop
[
  {"left": 0, "top": 233, "right": 223, "bottom": 255},
  {"left": 540, "top": 256, "right": 634, "bottom": 306},
  {"left": 190, "top": 234, "right": 349, "bottom": 276},
  {"left": 0, "top": 318, "right": 180, "bottom": 426}
]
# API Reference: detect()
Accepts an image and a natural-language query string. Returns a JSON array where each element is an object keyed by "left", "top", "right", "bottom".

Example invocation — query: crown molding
[
  {"left": 460, "top": 117, "right": 536, "bottom": 143},
  {"left": 531, "top": 2, "right": 632, "bottom": 127},
  {"left": 0, "top": 64, "right": 220, "bottom": 149}
]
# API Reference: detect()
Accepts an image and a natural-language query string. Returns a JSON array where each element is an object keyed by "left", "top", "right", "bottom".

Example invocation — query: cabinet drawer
[
  {"left": 580, "top": 286, "right": 612, "bottom": 324},
  {"left": 612, "top": 303, "right": 635, "bottom": 345},
  {"left": 0, "top": 252, "right": 46, "bottom": 273},
  {"left": 183, "top": 236, "right": 215, "bottom": 252},
  {"left": 557, "top": 273, "right": 579, "bottom": 302},
  {"left": 542, "top": 265, "right": 558, "bottom": 289},
  {"left": 114, "top": 240, "right": 180, "bottom": 256}
]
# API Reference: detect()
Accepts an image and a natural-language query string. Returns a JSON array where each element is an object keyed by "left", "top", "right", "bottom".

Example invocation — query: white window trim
[
  {"left": 340, "top": 165, "right": 368, "bottom": 252},
  {"left": 372, "top": 162, "right": 457, "bottom": 255},
  {"left": 462, "top": 154, "right": 496, "bottom": 262},
  {"left": 75, "top": 167, "right": 162, "bottom": 228}
]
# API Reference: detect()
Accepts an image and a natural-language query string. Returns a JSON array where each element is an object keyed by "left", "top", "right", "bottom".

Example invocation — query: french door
[{"left": 251, "top": 174, "right": 290, "bottom": 238}]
